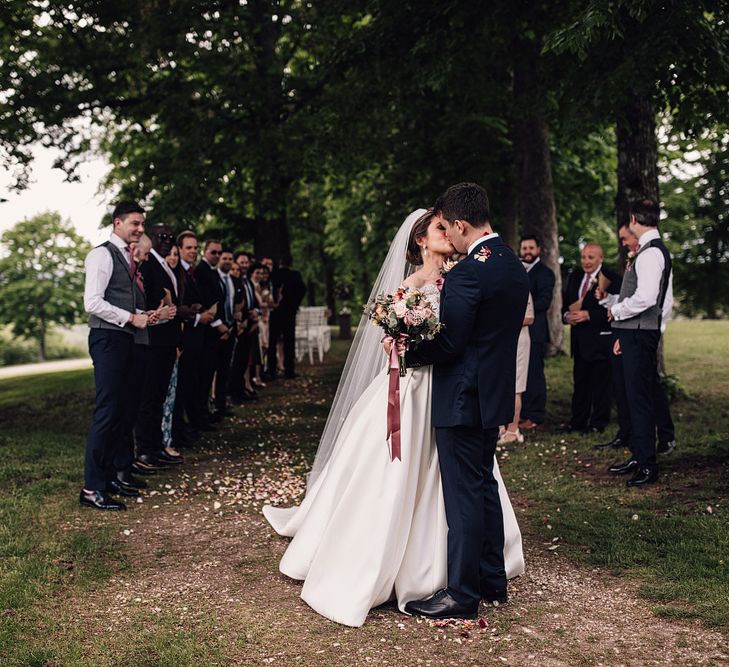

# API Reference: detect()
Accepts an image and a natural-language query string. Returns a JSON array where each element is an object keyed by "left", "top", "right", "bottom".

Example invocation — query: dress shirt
[
  {"left": 151, "top": 248, "right": 177, "bottom": 296},
  {"left": 180, "top": 259, "right": 201, "bottom": 327},
  {"left": 467, "top": 232, "right": 500, "bottom": 256},
  {"left": 579, "top": 264, "right": 602, "bottom": 299},
  {"left": 201, "top": 258, "right": 223, "bottom": 328},
  {"left": 611, "top": 229, "right": 673, "bottom": 328},
  {"left": 522, "top": 256, "right": 540, "bottom": 273},
  {"left": 83, "top": 232, "right": 135, "bottom": 328},
  {"left": 218, "top": 268, "right": 235, "bottom": 323}
]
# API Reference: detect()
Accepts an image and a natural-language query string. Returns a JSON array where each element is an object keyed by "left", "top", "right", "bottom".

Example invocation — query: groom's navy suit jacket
[{"left": 406, "top": 236, "right": 529, "bottom": 429}]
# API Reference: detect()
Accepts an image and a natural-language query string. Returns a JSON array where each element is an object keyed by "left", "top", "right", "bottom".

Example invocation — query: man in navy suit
[
  {"left": 403, "top": 183, "right": 529, "bottom": 619},
  {"left": 519, "top": 235, "right": 555, "bottom": 429}
]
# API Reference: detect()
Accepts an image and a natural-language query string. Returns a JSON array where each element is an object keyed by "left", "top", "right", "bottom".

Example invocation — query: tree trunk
[
  {"left": 513, "top": 44, "right": 563, "bottom": 355},
  {"left": 499, "top": 153, "right": 519, "bottom": 251},
  {"left": 614, "top": 95, "right": 666, "bottom": 370},
  {"left": 615, "top": 95, "right": 659, "bottom": 265},
  {"left": 38, "top": 313, "right": 47, "bottom": 362}
]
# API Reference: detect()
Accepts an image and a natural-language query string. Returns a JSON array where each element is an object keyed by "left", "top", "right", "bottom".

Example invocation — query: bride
[{"left": 263, "top": 209, "right": 524, "bottom": 627}]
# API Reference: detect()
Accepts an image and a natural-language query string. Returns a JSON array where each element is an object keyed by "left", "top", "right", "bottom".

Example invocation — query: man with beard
[{"left": 518, "top": 235, "right": 555, "bottom": 430}]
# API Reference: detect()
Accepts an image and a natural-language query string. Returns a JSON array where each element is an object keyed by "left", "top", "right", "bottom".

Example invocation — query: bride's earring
[{"left": 422, "top": 246, "right": 428, "bottom": 259}]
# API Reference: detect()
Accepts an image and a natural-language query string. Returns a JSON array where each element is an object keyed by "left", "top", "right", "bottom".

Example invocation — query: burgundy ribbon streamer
[{"left": 383, "top": 333, "right": 409, "bottom": 461}]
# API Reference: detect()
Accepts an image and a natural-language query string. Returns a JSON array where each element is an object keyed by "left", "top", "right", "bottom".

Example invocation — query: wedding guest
[
  {"left": 607, "top": 199, "right": 674, "bottom": 487},
  {"left": 81, "top": 201, "right": 149, "bottom": 511},
  {"left": 213, "top": 248, "right": 238, "bottom": 416},
  {"left": 161, "top": 244, "right": 183, "bottom": 451},
  {"left": 229, "top": 252, "right": 260, "bottom": 400},
  {"left": 135, "top": 225, "right": 183, "bottom": 469},
  {"left": 261, "top": 256, "right": 274, "bottom": 272},
  {"left": 255, "top": 264, "right": 275, "bottom": 385},
  {"left": 194, "top": 239, "right": 228, "bottom": 424},
  {"left": 519, "top": 235, "right": 555, "bottom": 430},
  {"left": 266, "top": 254, "right": 307, "bottom": 380},
  {"left": 248, "top": 262, "right": 271, "bottom": 388},
  {"left": 499, "top": 293, "right": 534, "bottom": 444},
  {"left": 561, "top": 243, "right": 621, "bottom": 434},
  {"left": 175, "top": 231, "right": 215, "bottom": 439},
  {"left": 596, "top": 221, "right": 676, "bottom": 455}
]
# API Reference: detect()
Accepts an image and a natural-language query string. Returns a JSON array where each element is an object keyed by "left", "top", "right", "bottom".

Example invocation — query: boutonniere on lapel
[
  {"left": 439, "top": 257, "right": 459, "bottom": 277},
  {"left": 625, "top": 250, "right": 636, "bottom": 272},
  {"left": 474, "top": 246, "right": 492, "bottom": 262}
]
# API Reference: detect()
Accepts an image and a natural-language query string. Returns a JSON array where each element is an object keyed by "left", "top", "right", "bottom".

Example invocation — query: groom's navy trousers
[
  {"left": 407, "top": 235, "right": 529, "bottom": 608},
  {"left": 435, "top": 425, "right": 505, "bottom": 603}
]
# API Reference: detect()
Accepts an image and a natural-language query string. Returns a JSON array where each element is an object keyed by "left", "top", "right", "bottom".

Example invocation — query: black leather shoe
[
  {"left": 79, "top": 490, "right": 126, "bottom": 511},
  {"left": 595, "top": 433, "right": 629, "bottom": 450},
  {"left": 404, "top": 589, "right": 478, "bottom": 619},
  {"left": 135, "top": 453, "right": 168, "bottom": 471},
  {"left": 107, "top": 480, "right": 140, "bottom": 497},
  {"left": 116, "top": 470, "right": 147, "bottom": 489},
  {"left": 556, "top": 423, "right": 581, "bottom": 434},
  {"left": 156, "top": 449, "right": 183, "bottom": 465},
  {"left": 657, "top": 440, "right": 676, "bottom": 456},
  {"left": 608, "top": 457, "right": 639, "bottom": 475},
  {"left": 627, "top": 466, "right": 659, "bottom": 487},
  {"left": 130, "top": 461, "right": 158, "bottom": 476}
]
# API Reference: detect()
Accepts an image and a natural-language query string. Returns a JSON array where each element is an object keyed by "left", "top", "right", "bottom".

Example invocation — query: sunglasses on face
[
  {"left": 155, "top": 233, "right": 176, "bottom": 241},
  {"left": 209, "top": 249, "right": 221, "bottom": 255}
]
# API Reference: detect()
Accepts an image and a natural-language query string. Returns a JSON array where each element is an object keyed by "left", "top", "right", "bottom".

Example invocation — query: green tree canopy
[{"left": 0, "top": 212, "right": 91, "bottom": 360}]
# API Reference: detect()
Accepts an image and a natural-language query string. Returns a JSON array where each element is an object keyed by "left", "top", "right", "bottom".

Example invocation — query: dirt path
[{"left": 52, "top": 432, "right": 727, "bottom": 667}]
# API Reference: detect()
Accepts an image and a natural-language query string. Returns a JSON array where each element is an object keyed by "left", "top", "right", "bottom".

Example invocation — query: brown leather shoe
[{"left": 518, "top": 419, "right": 539, "bottom": 430}]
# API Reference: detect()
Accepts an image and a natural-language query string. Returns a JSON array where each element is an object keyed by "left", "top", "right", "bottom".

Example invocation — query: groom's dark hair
[{"left": 434, "top": 182, "right": 490, "bottom": 228}]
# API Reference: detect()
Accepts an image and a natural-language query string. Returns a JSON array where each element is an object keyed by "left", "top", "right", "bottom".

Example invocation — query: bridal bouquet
[{"left": 365, "top": 286, "right": 443, "bottom": 376}]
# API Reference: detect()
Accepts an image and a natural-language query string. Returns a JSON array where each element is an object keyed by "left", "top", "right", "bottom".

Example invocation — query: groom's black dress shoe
[
  {"left": 156, "top": 449, "right": 184, "bottom": 465},
  {"left": 404, "top": 589, "right": 478, "bottom": 620},
  {"left": 135, "top": 453, "right": 168, "bottom": 471},
  {"left": 626, "top": 466, "right": 659, "bottom": 487},
  {"left": 107, "top": 480, "right": 140, "bottom": 498},
  {"left": 116, "top": 470, "right": 147, "bottom": 489},
  {"left": 79, "top": 490, "right": 126, "bottom": 511},
  {"left": 595, "top": 433, "right": 628, "bottom": 451},
  {"left": 608, "top": 458, "right": 639, "bottom": 475}
]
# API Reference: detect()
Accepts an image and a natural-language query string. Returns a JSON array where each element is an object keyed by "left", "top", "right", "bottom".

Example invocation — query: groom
[{"left": 404, "top": 183, "right": 529, "bottom": 619}]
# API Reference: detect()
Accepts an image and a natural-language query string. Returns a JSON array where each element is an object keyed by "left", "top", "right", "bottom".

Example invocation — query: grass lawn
[{"left": 0, "top": 320, "right": 727, "bottom": 665}]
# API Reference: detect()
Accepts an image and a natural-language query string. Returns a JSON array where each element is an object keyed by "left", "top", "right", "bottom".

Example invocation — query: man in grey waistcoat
[
  {"left": 81, "top": 201, "right": 151, "bottom": 510},
  {"left": 606, "top": 198, "right": 673, "bottom": 488}
]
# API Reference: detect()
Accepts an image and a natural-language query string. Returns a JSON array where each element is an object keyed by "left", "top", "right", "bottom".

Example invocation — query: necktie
[
  {"left": 125, "top": 246, "right": 136, "bottom": 278},
  {"left": 579, "top": 274, "right": 590, "bottom": 299},
  {"left": 223, "top": 276, "right": 233, "bottom": 323}
]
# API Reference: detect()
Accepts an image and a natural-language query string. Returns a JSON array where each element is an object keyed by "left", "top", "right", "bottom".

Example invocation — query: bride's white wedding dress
[{"left": 263, "top": 283, "right": 524, "bottom": 627}]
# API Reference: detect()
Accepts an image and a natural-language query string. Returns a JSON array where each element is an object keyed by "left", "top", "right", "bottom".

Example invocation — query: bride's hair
[{"left": 405, "top": 209, "right": 434, "bottom": 265}]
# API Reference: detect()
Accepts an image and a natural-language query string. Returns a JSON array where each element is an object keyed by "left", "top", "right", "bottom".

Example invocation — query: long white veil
[{"left": 307, "top": 208, "right": 427, "bottom": 488}]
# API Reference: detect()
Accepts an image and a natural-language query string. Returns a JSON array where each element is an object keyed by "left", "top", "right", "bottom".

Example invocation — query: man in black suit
[
  {"left": 267, "top": 255, "right": 306, "bottom": 379},
  {"left": 404, "top": 183, "right": 529, "bottom": 619},
  {"left": 519, "top": 235, "right": 555, "bottom": 429},
  {"left": 175, "top": 231, "right": 215, "bottom": 436},
  {"left": 229, "top": 251, "right": 260, "bottom": 399},
  {"left": 194, "top": 239, "right": 229, "bottom": 423},
  {"left": 561, "top": 243, "right": 622, "bottom": 433},
  {"left": 134, "top": 225, "right": 184, "bottom": 469},
  {"left": 213, "top": 248, "right": 238, "bottom": 416}
]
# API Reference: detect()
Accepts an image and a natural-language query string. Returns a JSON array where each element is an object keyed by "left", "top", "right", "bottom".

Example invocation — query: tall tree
[{"left": 0, "top": 213, "right": 91, "bottom": 360}]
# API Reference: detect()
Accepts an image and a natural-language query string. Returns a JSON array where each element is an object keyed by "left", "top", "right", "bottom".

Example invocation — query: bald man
[{"left": 560, "top": 244, "right": 621, "bottom": 433}]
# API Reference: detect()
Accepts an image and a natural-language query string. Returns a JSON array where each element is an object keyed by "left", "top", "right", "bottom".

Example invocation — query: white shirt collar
[
  {"left": 638, "top": 228, "right": 660, "bottom": 246},
  {"left": 109, "top": 232, "right": 128, "bottom": 250},
  {"left": 218, "top": 267, "right": 230, "bottom": 280},
  {"left": 180, "top": 259, "right": 192, "bottom": 271},
  {"left": 522, "top": 256, "right": 540, "bottom": 272},
  {"left": 150, "top": 247, "right": 167, "bottom": 266},
  {"left": 468, "top": 232, "right": 499, "bottom": 256}
]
